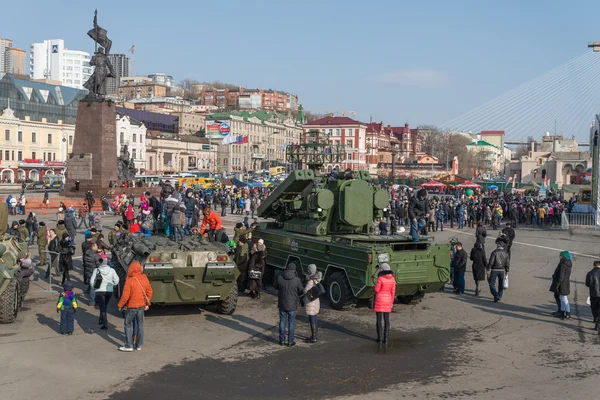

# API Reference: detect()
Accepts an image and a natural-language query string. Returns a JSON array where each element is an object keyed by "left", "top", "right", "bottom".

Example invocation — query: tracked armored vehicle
[
  {"left": 0, "top": 203, "right": 27, "bottom": 323},
  {"left": 253, "top": 129, "right": 451, "bottom": 309},
  {"left": 112, "top": 233, "right": 239, "bottom": 314}
]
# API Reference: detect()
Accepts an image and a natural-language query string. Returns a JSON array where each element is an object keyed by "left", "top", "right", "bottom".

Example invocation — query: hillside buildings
[{"left": 198, "top": 87, "right": 299, "bottom": 113}]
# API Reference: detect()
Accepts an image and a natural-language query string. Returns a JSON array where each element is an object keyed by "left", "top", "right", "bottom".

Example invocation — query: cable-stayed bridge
[{"left": 441, "top": 51, "right": 600, "bottom": 145}]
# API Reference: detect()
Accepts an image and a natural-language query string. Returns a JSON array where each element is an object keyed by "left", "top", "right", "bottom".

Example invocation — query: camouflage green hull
[{"left": 254, "top": 222, "right": 451, "bottom": 309}]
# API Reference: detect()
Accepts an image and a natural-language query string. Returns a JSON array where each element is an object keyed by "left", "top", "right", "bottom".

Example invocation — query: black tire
[
  {"left": 216, "top": 281, "right": 238, "bottom": 315},
  {"left": 327, "top": 271, "right": 353, "bottom": 310},
  {"left": 397, "top": 291, "right": 425, "bottom": 305},
  {"left": 0, "top": 278, "right": 20, "bottom": 324}
]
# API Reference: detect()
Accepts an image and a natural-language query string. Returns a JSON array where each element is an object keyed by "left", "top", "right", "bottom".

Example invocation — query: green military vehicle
[
  {"left": 253, "top": 129, "right": 451, "bottom": 310},
  {"left": 0, "top": 203, "right": 28, "bottom": 323},
  {"left": 112, "top": 233, "right": 239, "bottom": 314}
]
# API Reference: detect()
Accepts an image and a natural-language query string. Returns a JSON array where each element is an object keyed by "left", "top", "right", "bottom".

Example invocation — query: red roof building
[{"left": 303, "top": 116, "right": 368, "bottom": 171}]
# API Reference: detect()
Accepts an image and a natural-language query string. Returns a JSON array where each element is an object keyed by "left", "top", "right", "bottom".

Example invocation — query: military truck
[
  {"left": 112, "top": 233, "right": 239, "bottom": 314},
  {"left": 0, "top": 203, "right": 27, "bottom": 323},
  {"left": 253, "top": 129, "right": 451, "bottom": 310}
]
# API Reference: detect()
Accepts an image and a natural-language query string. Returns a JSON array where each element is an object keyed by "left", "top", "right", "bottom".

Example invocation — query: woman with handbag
[
  {"left": 303, "top": 264, "right": 323, "bottom": 343},
  {"left": 89, "top": 258, "right": 119, "bottom": 330},
  {"left": 248, "top": 242, "right": 265, "bottom": 299},
  {"left": 374, "top": 263, "right": 396, "bottom": 345}
]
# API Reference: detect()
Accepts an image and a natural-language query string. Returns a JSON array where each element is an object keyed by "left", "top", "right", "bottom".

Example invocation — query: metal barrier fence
[{"left": 561, "top": 212, "right": 596, "bottom": 229}]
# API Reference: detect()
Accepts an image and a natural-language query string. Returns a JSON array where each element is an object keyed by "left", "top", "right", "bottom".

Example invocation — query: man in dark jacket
[
  {"left": 501, "top": 222, "right": 516, "bottom": 258},
  {"left": 451, "top": 242, "right": 468, "bottom": 294},
  {"left": 146, "top": 192, "right": 160, "bottom": 221},
  {"left": 234, "top": 235, "right": 250, "bottom": 293},
  {"left": 64, "top": 210, "right": 78, "bottom": 245},
  {"left": 585, "top": 260, "right": 600, "bottom": 332},
  {"left": 486, "top": 238, "right": 510, "bottom": 302},
  {"left": 182, "top": 189, "right": 196, "bottom": 235},
  {"left": 475, "top": 223, "right": 487, "bottom": 249},
  {"left": 84, "top": 242, "right": 102, "bottom": 305},
  {"left": 408, "top": 189, "right": 429, "bottom": 242},
  {"left": 274, "top": 263, "right": 304, "bottom": 346}
]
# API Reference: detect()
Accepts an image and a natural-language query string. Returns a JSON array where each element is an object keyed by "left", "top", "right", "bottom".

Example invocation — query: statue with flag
[{"left": 83, "top": 9, "right": 115, "bottom": 97}]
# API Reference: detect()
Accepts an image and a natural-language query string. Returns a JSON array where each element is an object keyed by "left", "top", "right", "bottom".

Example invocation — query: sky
[{"left": 3, "top": 0, "right": 600, "bottom": 127}]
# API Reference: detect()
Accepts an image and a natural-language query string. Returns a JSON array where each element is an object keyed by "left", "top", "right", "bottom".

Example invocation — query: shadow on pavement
[{"left": 205, "top": 314, "right": 278, "bottom": 344}]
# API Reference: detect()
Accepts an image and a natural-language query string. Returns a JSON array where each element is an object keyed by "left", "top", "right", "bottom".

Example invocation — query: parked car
[{"left": 26, "top": 181, "right": 44, "bottom": 190}]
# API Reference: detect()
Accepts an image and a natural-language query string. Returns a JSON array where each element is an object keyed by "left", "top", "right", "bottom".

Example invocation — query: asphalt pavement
[{"left": 1, "top": 212, "right": 600, "bottom": 400}]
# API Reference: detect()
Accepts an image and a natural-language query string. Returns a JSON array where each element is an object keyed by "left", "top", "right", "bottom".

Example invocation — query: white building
[
  {"left": 116, "top": 114, "right": 147, "bottom": 172},
  {"left": 30, "top": 39, "right": 92, "bottom": 90}
]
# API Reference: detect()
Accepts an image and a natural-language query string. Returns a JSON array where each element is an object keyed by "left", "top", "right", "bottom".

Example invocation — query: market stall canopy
[
  {"left": 420, "top": 180, "right": 446, "bottom": 189},
  {"left": 521, "top": 180, "right": 541, "bottom": 190},
  {"left": 231, "top": 178, "right": 248, "bottom": 187},
  {"left": 456, "top": 180, "right": 482, "bottom": 188},
  {"left": 488, "top": 185, "right": 499, "bottom": 190}
]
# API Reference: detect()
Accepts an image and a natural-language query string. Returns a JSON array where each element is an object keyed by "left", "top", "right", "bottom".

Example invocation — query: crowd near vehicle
[
  {"left": 111, "top": 232, "right": 239, "bottom": 314},
  {"left": 0, "top": 203, "right": 28, "bottom": 323},
  {"left": 252, "top": 129, "right": 451, "bottom": 310}
]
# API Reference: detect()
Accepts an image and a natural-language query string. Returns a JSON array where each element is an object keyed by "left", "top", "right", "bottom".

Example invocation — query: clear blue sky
[{"left": 3, "top": 0, "right": 600, "bottom": 127}]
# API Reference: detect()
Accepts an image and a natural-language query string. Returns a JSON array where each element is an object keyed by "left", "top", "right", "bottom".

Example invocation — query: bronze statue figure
[
  {"left": 117, "top": 145, "right": 135, "bottom": 181},
  {"left": 83, "top": 10, "right": 115, "bottom": 98}
]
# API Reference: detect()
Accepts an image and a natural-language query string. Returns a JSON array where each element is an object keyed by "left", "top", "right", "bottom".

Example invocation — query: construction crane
[{"left": 128, "top": 45, "right": 135, "bottom": 76}]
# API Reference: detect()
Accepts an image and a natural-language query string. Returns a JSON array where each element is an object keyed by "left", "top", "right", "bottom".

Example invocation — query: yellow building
[{"left": 0, "top": 106, "right": 73, "bottom": 182}]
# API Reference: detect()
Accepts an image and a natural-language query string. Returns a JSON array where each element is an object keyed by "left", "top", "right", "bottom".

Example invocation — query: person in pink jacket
[{"left": 374, "top": 263, "right": 396, "bottom": 344}]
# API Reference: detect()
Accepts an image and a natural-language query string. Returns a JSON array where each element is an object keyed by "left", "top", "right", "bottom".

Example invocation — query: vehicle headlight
[
  {"left": 207, "top": 252, "right": 217, "bottom": 261},
  {"left": 317, "top": 208, "right": 322, "bottom": 213},
  {"left": 378, "top": 253, "right": 390, "bottom": 263}
]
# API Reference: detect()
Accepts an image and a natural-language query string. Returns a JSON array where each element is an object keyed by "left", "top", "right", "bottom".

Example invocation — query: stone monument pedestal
[{"left": 65, "top": 100, "right": 118, "bottom": 196}]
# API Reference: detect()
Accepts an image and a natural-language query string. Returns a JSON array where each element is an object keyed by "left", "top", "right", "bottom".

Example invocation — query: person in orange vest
[{"left": 199, "top": 207, "right": 224, "bottom": 243}]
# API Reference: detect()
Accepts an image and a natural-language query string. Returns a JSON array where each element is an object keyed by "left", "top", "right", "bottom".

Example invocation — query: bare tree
[{"left": 514, "top": 144, "right": 529, "bottom": 159}]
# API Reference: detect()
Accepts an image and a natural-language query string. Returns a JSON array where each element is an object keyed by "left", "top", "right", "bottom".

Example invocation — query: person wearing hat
[
  {"left": 233, "top": 234, "right": 250, "bottom": 293},
  {"left": 486, "top": 238, "right": 510, "bottom": 302},
  {"left": 470, "top": 242, "right": 487, "bottom": 296},
  {"left": 501, "top": 222, "right": 516, "bottom": 259},
  {"left": 56, "top": 281, "right": 78, "bottom": 335},
  {"left": 36, "top": 221, "right": 48, "bottom": 267},
  {"left": 248, "top": 239, "right": 265, "bottom": 299},
  {"left": 451, "top": 242, "right": 468, "bottom": 295},
  {"left": 7, "top": 221, "right": 19, "bottom": 239},
  {"left": 59, "top": 233, "right": 76, "bottom": 285},
  {"left": 54, "top": 220, "right": 68, "bottom": 244},
  {"left": 408, "top": 189, "right": 429, "bottom": 242},
  {"left": 303, "top": 264, "right": 323, "bottom": 343},
  {"left": 374, "top": 263, "right": 396, "bottom": 344},
  {"left": 18, "top": 220, "right": 28, "bottom": 243},
  {"left": 585, "top": 260, "right": 600, "bottom": 332},
  {"left": 550, "top": 251, "right": 573, "bottom": 320},
  {"left": 274, "top": 262, "right": 304, "bottom": 346}
]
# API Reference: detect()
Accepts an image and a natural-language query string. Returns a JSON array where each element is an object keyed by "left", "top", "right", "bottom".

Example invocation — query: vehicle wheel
[
  {"left": 262, "top": 264, "right": 274, "bottom": 286},
  {"left": 327, "top": 271, "right": 353, "bottom": 310},
  {"left": 397, "top": 291, "right": 425, "bottom": 305},
  {"left": 0, "top": 278, "right": 20, "bottom": 324},
  {"left": 216, "top": 281, "right": 238, "bottom": 315}
]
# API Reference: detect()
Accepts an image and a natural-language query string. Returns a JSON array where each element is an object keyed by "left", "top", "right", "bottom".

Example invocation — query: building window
[
  {"left": 17, "top": 131, "right": 23, "bottom": 142},
  {"left": 47, "top": 134, "right": 52, "bottom": 144},
  {"left": 328, "top": 129, "right": 333, "bottom": 136},
  {"left": 31, "top": 152, "right": 36, "bottom": 160},
  {"left": 17, "top": 151, "right": 22, "bottom": 161},
  {"left": 335, "top": 129, "right": 341, "bottom": 136},
  {"left": 346, "top": 139, "right": 353, "bottom": 147},
  {"left": 69, "top": 136, "right": 73, "bottom": 145},
  {"left": 133, "top": 134, "right": 136, "bottom": 143},
  {"left": 132, "top": 149, "right": 137, "bottom": 159},
  {"left": 120, "top": 132, "right": 124, "bottom": 143},
  {"left": 4, "top": 151, "right": 8, "bottom": 161},
  {"left": 348, "top": 128, "right": 353, "bottom": 136},
  {"left": 4, "top": 130, "right": 10, "bottom": 141},
  {"left": 32, "top": 132, "right": 36, "bottom": 143}
]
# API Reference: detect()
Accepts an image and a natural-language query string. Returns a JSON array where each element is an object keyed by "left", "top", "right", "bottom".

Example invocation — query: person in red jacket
[
  {"left": 117, "top": 261, "right": 152, "bottom": 352},
  {"left": 374, "top": 263, "right": 396, "bottom": 345},
  {"left": 199, "top": 207, "right": 224, "bottom": 243}
]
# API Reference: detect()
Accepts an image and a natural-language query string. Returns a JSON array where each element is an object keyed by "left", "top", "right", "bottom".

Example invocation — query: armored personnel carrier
[
  {"left": 253, "top": 129, "right": 451, "bottom": 309},
  {"left": 112, "top": 233, "right": 239, "bottom": 314},
  {"left": 0, "top": 203, "right": 27, "bottom": 323}
]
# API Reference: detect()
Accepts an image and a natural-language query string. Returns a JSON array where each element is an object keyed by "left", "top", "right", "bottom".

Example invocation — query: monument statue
[
  {"left": 83, "top": 10, "right": 115, "bottom": 98},
  {"left": 117, "top": 145, "right": 135, "bottom": 181}
]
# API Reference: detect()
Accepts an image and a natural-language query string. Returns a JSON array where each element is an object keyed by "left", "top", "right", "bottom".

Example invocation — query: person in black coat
[
  {"left": 501, "top": 222, "right": 516, "bottom": 258},
  {"left": 59, "top": 233, "right": 75, "bottom": 285},
  {"left": 585, "top": 260, "right": 600, "bottom": 332},
  {"left": 475, "top": 223, "right": 487, "bottom": 249},
  {"left": 549, "top": 251, "right": 572, "bottom": 320},
  {"left": 451, "top": 242, "right": 468, "bottom": 294},
  {"left": 274, "top": 263, "right": 304, "bottom": 346},
  {"left": 470, "top": 242, "right": 487, "bottom": 296}
]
